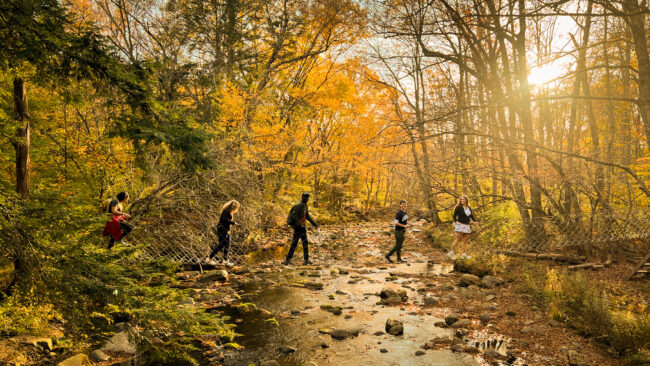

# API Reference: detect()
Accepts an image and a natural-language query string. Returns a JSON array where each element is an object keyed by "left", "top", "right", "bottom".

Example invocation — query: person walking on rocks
[
  {"left": 385, "top": 200, "right": 409, "bottom": 263},
  {"left": 207, "top": 200, "right": 240, "bottom": 266},
  {"left": 449, "top": 195, "right": 479, "bottom": 259},
  {"left": 102, "top": 191, "right": 133, "bottom": 249},
  {"left": 284, "top": 193, "right": 318, "bottom": 265}
]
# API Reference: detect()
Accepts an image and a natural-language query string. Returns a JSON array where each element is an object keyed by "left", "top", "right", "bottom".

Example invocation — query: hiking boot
[
  {"left": 283, "top": 259, "right": 292, "bottom": 266},
  {"left": 447, "top": 250, "right": 455, "bottom": 259},
  {"left": 397, "top": 258, "right": 407, "bottom": 263},
  {"left": 385, "top": 255, "right": 394, "bottom": 264}
]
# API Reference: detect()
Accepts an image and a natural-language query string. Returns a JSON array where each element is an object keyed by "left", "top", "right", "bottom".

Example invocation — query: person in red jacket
[{"left": 102, "top": 192, "right": 133, "bottom": 249}]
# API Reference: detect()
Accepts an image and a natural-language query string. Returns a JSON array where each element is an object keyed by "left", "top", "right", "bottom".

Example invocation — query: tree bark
[{"left": 12, "top": 78, "right": 30, "bottom": 198}]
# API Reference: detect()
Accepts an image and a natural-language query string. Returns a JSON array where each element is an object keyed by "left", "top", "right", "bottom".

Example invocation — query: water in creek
[{"left": 212, "top": 261, "right": 518, "bottom": 366}]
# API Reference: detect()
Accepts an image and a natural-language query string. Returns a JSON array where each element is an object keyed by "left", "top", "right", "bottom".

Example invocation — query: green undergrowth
[{"left": 518, "top": 265, "right": 650, "bottom": 358}]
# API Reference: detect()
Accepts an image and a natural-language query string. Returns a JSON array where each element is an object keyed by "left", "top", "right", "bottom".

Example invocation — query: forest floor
[{"left": 174, "top": 220, "right": 629, "bottom": 366}]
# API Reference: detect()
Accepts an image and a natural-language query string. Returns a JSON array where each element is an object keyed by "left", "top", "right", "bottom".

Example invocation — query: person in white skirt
[{"left": 449, "top": 195, "right": 479, "bottom": 259}]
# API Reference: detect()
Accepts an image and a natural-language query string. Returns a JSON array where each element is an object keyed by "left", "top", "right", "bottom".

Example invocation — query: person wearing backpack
[{"left": 284, "top": 193, "right": 318, "bottom": 265}]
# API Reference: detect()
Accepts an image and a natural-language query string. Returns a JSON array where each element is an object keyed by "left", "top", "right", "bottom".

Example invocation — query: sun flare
[{"left": 528, "top": 62, "right": 566, "bottom": 86}]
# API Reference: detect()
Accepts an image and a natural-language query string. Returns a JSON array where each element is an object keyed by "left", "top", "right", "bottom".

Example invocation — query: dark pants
[
  {"left": 108, "top": 221, "right": 133, "bottom": 249},
  {"left": 210, "top": 231, "right": 230, "bottom": 260},
  {"left": 285, "top": 226, "right": 309, "bottom": 262},
  {"left": 386, "top": 229, "right": 405, "bottom": 260}
]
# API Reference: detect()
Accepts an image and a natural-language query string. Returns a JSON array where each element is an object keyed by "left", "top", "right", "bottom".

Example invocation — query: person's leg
[
  {"left": 285, "top": 228, "right": 301, "bottom": 263},
  {"left": 108, "top": 238, "right": 115, "bottom": 249},
  {"left": 223, "top": 233, "right": 231, "bottom": 261},
  {"left": 395, "top": 230, "right": 405, "bottom": 261},
  {"left": 386, "top": 230, "right": 404, "bottom": 261},
  {"left": 450, "top": 231, "right": 462, "bottom": 251},
  {"left": 119, "top": 221, "right": 133, "bottom": 240},
  {"left": 210, "top": 232, "right": 227, "bottom": 259},
  {"left": 300, "top": 229, "right": 310, "bottom": 263},
  {"left": 461, "top": 233, "right": 470, "bottom": 255}
]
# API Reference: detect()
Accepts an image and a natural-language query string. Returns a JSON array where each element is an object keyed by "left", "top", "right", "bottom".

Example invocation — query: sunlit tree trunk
[{"left": 12, "top": 78, "right": 30, "bottom": 198}]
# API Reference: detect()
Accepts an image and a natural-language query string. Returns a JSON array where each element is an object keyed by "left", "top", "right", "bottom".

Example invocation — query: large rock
[
  {"left": 57, "top": 354, "right": 90, "bottom": 366},
  {"left": 450, "top": 319, "right": 471, "bottom": 328},
  {"left": 330, "top": 327, "right": 362, "bottom": 340},
  {"left": 481, "top": 275, "right": 505, "bottom": 289},
  {"left": 27, "top": 337, "right": 52, "bottom": 351},
  {"left": 379, "top": 288, "right": 408, "bottom": 305},
  {"left": 179, "top": 297, "right": 195, "bottom": 306},
  {"left": 459, "top": 274, "right": 481, "bottom": 287},
  {"left": 568, "top": 350, "right": 588, "bottom": 366},
  {"left": 101, "top": 331, "right": 137, "bottom": 354},
  {"left": 385, "top": 318, "right": 404, "bottom": 336}
]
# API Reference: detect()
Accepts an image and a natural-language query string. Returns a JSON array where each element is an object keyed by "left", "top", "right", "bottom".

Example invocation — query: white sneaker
[
  {"left": 447, "top": 250, "right": 455, "bottom": 258},
  {"left": 461, "top": 253, "right": 468, "bottom": 259},
  {"left": 224, "top": 261, "right": 234, "bottom": 267},
  {"left": 205, "top": 258, "right": 218, "bottom": 266}
]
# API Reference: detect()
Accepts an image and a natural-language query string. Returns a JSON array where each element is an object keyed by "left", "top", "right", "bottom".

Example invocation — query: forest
[{"left": 1, "top": 0, "right": 649, "bottom": 365}]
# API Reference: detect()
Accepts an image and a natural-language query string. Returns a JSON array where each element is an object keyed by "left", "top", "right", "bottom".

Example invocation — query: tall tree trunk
[
  {"left": 12, "top": 78, "right": 30, "bottom": 198},
  {"left": 622, "top": 0, "right": 650, "bottom": 147}
]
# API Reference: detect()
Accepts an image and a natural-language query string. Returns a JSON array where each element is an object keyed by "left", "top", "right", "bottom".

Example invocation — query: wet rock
[
  {"left": 373, "top": 331, "right": 385, "bottom": 336},
  {"left": 385, "top": 318, "right": 404, "bottom": 336},
  {"left": 380, "top": 348, "right": 388, "bottom": 353},
  {"left": 415, "top": 350, "right": 425, "bottom": 356},
  {"left": 479, "top": 313, "right": 491, "bottom": 323},
  {"left": 204, "top": 270, "right": 229, "bottom": 282},
  {"left": 261, "top": 361, "right": 280, "bottom": 366},
  {"left": 27, "top": 337, "right": 53, "bottom": 351},
  {"left": 506, "top": 311, "right": 516, "bottom": 316},
  {"left": 321, "top": 343, "right": 329, "bottom": 348},
  {"left": 320, "top": 305, "right": 342, "bottom": 315},
  {"left": 101, "top": 331, "right": 136, "bottom": 354},
  {"left": 335, "top": 290, "right": 347, "bottom": 295},
  {"left": 279, "top": 346, "right": 296, "bottom": 354},
  {"left": 291, "top": 309, "right": 301, "bottom": 315},
  {"left": 304, "top": 282, "right": 324, "bottom": 290},
  {"left": 379, "top": 288, "right": 408, "bottom": 305},
  {"left": 57, "top": 354, "right": 90, "bottom": 366},
  {"left": 179, "top": 297, "right": 195, "bottom": 306},
  {"left": 481, "top": 275, "right": 505, "bottom": 288},
  {"left": 459, "top": 274, "right": 481, "bottom": 287},
  {"left": 451, "top": 344, "right": 465, "bottom": 353},
  {"left": 450, "top": 319, "right": 471, "bottom": 328},
  {"left": 444, "top": 313, "right": 461, "bottom": 326},
  {"left": 423, "top": 295, "right": 439, "bottom": 307},
  {"left": 330, "top": 328, "right": 360, "bottom": 340},
  {"left": 89, "top": 349, "right": 110, "bottom": 362}
]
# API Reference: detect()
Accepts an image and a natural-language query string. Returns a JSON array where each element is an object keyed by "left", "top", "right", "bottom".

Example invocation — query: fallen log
[
  {"left": 567, "top": 258, "right": 612, "bottom": 270},
  {"left": 498, "top": 250, "right": 585, "bottom": 264}
]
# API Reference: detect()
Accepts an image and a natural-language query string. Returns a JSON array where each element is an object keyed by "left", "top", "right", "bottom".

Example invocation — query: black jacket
[
  {"left": 453, "top": 205, "right": 477, "bottom": 225},
  {"left": 287, "top": 202, "right": 317, "bottom": 228}
]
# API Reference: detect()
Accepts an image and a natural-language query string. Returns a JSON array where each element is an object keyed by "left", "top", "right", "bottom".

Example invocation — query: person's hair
[
  {"left": 399, "top": 200, "right": 406, "bottom": 204},
  {"left": 456, "top": 195, "right": 469, "bottom": 208},
  {"left": 117, "top": 192, "right": 129, "bottom": 201},
  {"left": 220, "top": 200, "right": 241, "bottom": 215}
]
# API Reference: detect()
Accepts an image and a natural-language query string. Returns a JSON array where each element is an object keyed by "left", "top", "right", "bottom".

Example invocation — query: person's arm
[
  {"left": 453, "top": 206, "right": 460, "bottom": 224},
  {"left": 394, "top": 212, "right": 407, "bottom": 228},
  {"left": 110, "top": 203, "right": 130, "bottom": 218},
  {"left": 306, "top": 208, "right": 318, "bottom": 227},
  {"left": 469, "top": 210, "right": 478, "bottom": 223}
]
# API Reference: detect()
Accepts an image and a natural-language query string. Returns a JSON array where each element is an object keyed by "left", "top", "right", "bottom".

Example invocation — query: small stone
[
  {"left": 485, "top": 294, "right": 495, "bottom": 301},
  {"left": 89, "top": 350, "right": 110, "bottom": 362},
  {"left": 434, "top": 321, "right": 447, "bottom": 328},
  {"left": 506, "top": 311, "right": 516, "bottom": 316},
  {"left": 479, "top": 314, "right": 491, "bottom": 323},
  {"left": 424, "top": 295, "right": 439, "bottom": 306},
  {"left": 291, "top": 310, "right": 301, "bottom": 315},
  {"left": 451, "top": 344, "right": 465, "bottom": 353},
  {"left": 415, "top": 350, "right": 425, "bottom": 356},
  {"left": 444, "top": 313, "right": 461, "bottom": 326},
  {"left": 373, "top": 331, "right": 385, "bottom": 336},
  {"left": 450, "top": 319, "right": 471, "bottom": 328},
  {"left": 385, "top": 318, "right": 404, "bottom": 336},
  {"left": 261, "top": 361, "right": 280, "bottom": 366},
  {"left": 57, "top": 354, "right": 91, "bottom": 366},
  {"left": 481, "top": 275, "right": 505, "bottom": 288},
  {"left": 459, "top": 274, "right": 481, "bottom": 287},
  {"left": 464, "top": 345, "right": 479, "bottom": 353},
  {"left": 380, "top": 348, "right": 388, "bottom": 353},
  {"left": 321, "top": 343, "right": 329, "bottom": 348},
  {"left": 279, "top": 346, "right": 296, "bottom": 354}
]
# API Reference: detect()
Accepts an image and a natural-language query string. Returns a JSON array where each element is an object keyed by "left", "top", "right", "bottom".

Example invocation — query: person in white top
[{"left": 449, "top": 195, "right": 479, "bottom": 259}]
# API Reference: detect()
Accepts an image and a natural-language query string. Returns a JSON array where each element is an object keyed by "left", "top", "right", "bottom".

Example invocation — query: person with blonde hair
[
  {"left": 207, "top": 200, "right": 240, "bottom": 266},
  {"left": 449, "top": 195, "right": 479, "bottom": 259}
]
